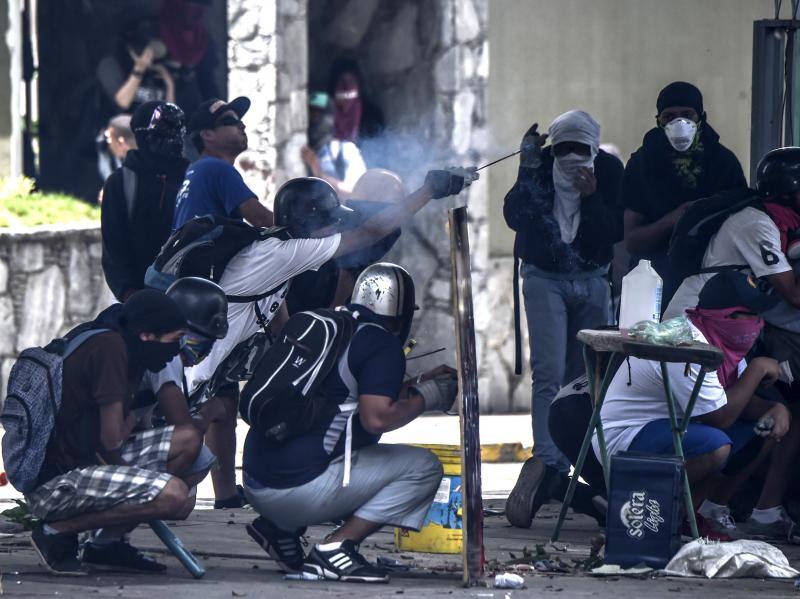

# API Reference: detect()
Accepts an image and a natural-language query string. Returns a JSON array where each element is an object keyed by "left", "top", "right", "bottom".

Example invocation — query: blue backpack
[{"left": 1, "top": 329, "right": 109, "bottom": 493}]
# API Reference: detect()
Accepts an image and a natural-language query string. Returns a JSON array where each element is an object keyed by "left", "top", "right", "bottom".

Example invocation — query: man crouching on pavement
[
  {"left": 242, "top": 263, "right": 457, "bottom": 583},
  {"left": 28, "top": 290, "right": 206, "bottom": 576}
]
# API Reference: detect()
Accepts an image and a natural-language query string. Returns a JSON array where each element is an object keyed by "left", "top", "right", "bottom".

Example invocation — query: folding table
[{"left": 550, "top": 329, "right": 724, "bottom": 542}]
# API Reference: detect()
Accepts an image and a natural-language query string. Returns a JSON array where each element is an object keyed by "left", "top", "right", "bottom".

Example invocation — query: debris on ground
[
  {"left": 590, "top": 564, "right": 654, "bottom": 577},
  {"left": 665, "top": 539, "right": 800, "bottom": 579},
  {"left": 0, "top": 500, "right": 36, "bottom": 531},
  {"left": 494, "top": 572, "right": 525, "bottom": 589}
]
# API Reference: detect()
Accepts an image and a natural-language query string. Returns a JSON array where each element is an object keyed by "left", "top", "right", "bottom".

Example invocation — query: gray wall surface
[
  {"left": 486, "top": 0, "right": 789, "bottom": 256},
  {"left": 0, "top": 0, "right": 11, "bottom": 176}
]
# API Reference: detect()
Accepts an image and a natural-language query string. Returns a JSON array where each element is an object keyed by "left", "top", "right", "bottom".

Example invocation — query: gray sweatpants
[{"left": 244, "top": 444, "right": 443, "bottom": 532}]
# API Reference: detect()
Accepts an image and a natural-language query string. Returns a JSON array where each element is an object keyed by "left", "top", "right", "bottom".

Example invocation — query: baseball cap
[
  {"left": 188, "top": 97, "right": 251, "bottom": 134},
  {"left": 309, "top": 91, "right": 330, "bottom": 110},
  {"left": 697, "top": 271, "right": 780, "bottom": 314}
]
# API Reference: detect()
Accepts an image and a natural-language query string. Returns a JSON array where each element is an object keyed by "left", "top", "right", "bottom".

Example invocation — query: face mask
[
  {"left": 686, "top": 307, "right": 763, "bottom": 388},
  {"left": 127, "top": 337, "right": 182, "bottom": 373},
  {"left": 663, "top": 117, "right": 698, "bottom": 152},
  {"left": 554, "top": 153, "right": 594, "bottom": 179},
  {"left": 180, "top": 331, "right": 215, "bottom": 366}
]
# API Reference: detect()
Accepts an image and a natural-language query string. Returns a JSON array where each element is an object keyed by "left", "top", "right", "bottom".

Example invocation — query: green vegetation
[{"left": 0, "top": 177, "right": 99, "bottom": 228}]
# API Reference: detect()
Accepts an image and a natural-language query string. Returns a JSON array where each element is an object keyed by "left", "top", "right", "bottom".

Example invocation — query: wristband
[{"left": 132, "top": 69, "right": 145, "bottom": 78}]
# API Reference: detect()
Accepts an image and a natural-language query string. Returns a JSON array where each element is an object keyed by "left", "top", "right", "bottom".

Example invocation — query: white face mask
[
  {"left": 555, "top": 152, "right": 594, "bottom": 179},
  {"left": 663, "top": 117, "right": 698, "bottom": 152}
]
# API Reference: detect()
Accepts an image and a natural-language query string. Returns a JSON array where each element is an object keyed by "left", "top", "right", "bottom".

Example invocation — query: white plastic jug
[{"left": 619, "top": 259, "right": 663, "bottom": 330}]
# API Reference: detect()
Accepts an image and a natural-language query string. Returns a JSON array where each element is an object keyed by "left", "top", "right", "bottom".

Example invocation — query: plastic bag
[
  {"left": 664, "top": 538, "right": 799, "bottom": 578},
  {"left": 627, "top": 316, "right": 694, "bottom": 346}
]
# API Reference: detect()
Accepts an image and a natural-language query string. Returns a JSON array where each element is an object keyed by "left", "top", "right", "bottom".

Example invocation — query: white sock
[
  {"left": 751, "top": 506, "right": 783, "bottom": 524},
  {"left": 698, "top": 499, "right": 729, "bottom": 517},
  {"left": 42, "top": 524, "right": 59, "bottom": 536},
  {"left": 317, "top": 541, "right": 343, "bottom": 552}
]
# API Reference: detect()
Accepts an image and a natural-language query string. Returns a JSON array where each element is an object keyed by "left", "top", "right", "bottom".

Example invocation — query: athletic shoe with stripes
[
  {"left": 245, "top": 516, "right": 306, "bottom": 572},
  {"left": 303, "top": 540, "right": 389, "bottom": 583}
]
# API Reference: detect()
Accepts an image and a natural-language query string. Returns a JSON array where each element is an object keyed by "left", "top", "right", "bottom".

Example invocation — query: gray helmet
[{"left": 351, "top": 263, "right": 416, "bottom": 342}]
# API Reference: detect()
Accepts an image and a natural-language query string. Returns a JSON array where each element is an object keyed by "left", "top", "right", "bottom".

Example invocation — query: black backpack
[
  {"left": 667, "top": 188, "right": 763, "bottom": 280},
  {"left": 239, "top": 308, "right": 360, "bottom": 442},
  {"left": 145, "top": 215, "right": 290, "bottom": 304}
]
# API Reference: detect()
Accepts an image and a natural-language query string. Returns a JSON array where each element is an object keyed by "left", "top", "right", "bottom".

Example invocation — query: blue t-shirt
[
  {"left": 243, "top": 323, "right": 406, "bottom": 489},
  {"left": 172, "top": 156, "right": 256, "bottom": 230}
]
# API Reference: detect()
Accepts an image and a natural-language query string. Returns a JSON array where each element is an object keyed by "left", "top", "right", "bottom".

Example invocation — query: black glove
[
  {"left": 425, "top": 167, "right": 478, "bottom": 199},
  {"left": 520, "top": 122, "right": 547, "bottom": 169}
]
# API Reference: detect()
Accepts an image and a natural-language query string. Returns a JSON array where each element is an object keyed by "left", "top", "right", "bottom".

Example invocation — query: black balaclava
[
  {"left": 656, "top": 81, "right": 704, "bottom": 118},
  {"left": 131, "top": 101, "right": 187, "bottom": 163},
  {"left": 120, "top": 289, "right": 187, "bottom": 372}
]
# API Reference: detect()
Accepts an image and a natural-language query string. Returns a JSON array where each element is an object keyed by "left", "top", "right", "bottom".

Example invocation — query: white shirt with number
[
  {"left": 592, "top": 323, "right": 746, "bottom": 459},
  {"left": 664, "top": 207, "right": 791, "bottom": 320},
  {"left": 184, "top": 234, "right": 341, "bottom": 395}
]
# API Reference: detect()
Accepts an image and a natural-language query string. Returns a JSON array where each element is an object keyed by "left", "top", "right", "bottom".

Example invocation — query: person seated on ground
[
  {"left": 502, "top": 110, "right": 624, "bottom": 529},
  {"left": 282, "top": 170, "right": 405, "bottom": 315},
  {"left": 242, "top": 263, "right": 456, "bottom": 583},
  {"left": 170, "top": 167, "right": 475, "bottom": 414},
  {"left": 623, "top": 81, "right": 747, "bottom": 309},
  {"left": 595, "top": 271, "right": 790, "bottom": 538},
  {"left": 300, "top": 91, "right": 367, "bottom": 199},
  {"left": 134, "top": 277, "right": 245, "bottom": 509},
  {"left": 97, "top": 114, "right": 136, "bottom": 188},
  {"left": 174, "top": 96, "right": 274, "bottom": 229},
  {"left": 102, "top": 101, "right": 189, "bottom": 302},
  {"left": 27, "top": 290, "right": 206, "bottom": 576}
]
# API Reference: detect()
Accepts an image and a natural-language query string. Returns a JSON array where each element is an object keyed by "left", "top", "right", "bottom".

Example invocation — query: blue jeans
[{"left": 521, "top": 263, "right": 611, "bottom": 473}]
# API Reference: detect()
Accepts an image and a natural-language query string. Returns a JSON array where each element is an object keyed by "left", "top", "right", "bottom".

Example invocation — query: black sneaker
[
  {"left": 82, "top": 540, "right": 167, "bottom": 572},
  {"left": 214, "top": 485, "right": 249, "bottom": 509},
  {"left": 304, "top": 540, "right": 389, "bottom": 583},
  {"left": 246, "top": 516, "right": 306, "bottom": 572},
  {"left": 505, "top": 456, "right": 558, "bottom": 528},
  {"left": 30, "top": 523, "right": 88, "bottom": 576}
]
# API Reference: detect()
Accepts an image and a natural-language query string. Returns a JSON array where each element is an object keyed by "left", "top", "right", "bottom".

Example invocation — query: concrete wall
[
  {"left": 0, "top": 226, "right": 115, "bottom": 404},
  {"left": 486, "top": 0, "right": 788, "bottom": 256},
  {"left": 0, "top": 0, "right": 12, "bottom": 176}
]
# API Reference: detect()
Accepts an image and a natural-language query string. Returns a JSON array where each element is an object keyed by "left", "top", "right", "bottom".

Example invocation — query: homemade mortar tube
[{"left": 149, "top": 520, "right": 205, "bottom": 578}]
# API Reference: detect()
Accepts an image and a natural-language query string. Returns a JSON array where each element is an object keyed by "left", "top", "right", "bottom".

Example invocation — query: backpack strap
[
  {"left": 63, "top": 328, "right": 112, "bottom": 359},
  {"left": 121, "top": 166, "right": 137, "bottom": 222}
]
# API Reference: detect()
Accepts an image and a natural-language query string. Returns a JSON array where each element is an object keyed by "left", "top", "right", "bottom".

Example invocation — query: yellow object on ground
[{"left": 395, "top": 445, "right": 463, "bottom": 554}]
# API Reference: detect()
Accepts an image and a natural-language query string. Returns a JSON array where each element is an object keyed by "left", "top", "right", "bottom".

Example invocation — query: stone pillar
[{"left": 227, "top": 0, "right": 308, "bottom": 205}]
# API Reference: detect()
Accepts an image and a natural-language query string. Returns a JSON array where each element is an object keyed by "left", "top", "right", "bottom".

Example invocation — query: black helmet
[
  {"left": 131, "top": 101, "right": 186, "bottom": 159},
  {"left": 756, "top": 147, "right": 800, "bottom": 198},
  {"left": 274, "top": 177, "right": 357, "bottom": 237},
  {"left": 166, "top": 277, "right": 228, "bottom": 339}
]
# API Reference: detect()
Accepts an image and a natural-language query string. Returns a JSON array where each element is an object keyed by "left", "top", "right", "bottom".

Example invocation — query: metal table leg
[
  {"left": 551, "top": 351, "right": 624, "bottom": 543},
  {"left": 659, "top": 363, "right": 706, "bottom": 540}
]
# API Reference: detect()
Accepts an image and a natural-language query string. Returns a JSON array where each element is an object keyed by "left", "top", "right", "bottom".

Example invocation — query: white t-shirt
[
  {"left": 664, "top": 207, "right": 791, "bottom": 320},
  {"left": 142, "top": 355, "right": 184, "bottom": 395},
  {"left": 185, "top": 234, "right": 341, "bottom": 394},
  {"left": 592, "top": 324, "right": 745, "bottom": 459}
]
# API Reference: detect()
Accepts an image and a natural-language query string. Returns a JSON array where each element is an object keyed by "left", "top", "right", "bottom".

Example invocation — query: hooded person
[
  {"left": 502, "top": 110, "right": 625, "bottom": 529},
  {"left": 101, "top": 101, "right": 189, "bottom": 301},
  {"left": 26, "top": 289, "right": 204, "bottom": 576},
  {"left": 622, "top": 81, "right": 748, "bottom": 310}
]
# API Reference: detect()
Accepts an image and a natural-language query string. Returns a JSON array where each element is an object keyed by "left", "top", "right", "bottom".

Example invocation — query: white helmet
[{"left": 351, "top": 262, "right": 416, "bottom": 342}]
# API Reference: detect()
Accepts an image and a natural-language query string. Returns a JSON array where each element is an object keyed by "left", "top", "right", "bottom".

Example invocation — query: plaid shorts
[{"left": 28, "top": 426, "right": 175, "bottom": 522}]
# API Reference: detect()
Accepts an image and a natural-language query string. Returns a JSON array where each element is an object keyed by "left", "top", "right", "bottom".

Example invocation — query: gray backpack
[{"left": 1, "top": 329, "right": 109, "bottom": 493}]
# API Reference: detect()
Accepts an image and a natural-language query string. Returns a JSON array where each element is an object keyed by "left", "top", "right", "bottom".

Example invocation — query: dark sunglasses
[{"left": 213, "top": 115, "right": 242, "bottom": 128}]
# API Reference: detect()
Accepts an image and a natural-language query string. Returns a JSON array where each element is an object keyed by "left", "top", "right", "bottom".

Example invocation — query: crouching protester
[
  {"left": 596, "top": 272, "right": 789, "bottom": 539},
  {"left": 241, "top": 263, "right": 456, "bottom": 583},
  {"left": 20, "top": 291, "right": 206, "bottom": 575},
  {"left": 134, "top": 277, "right": 245, "bottom": 509}
]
